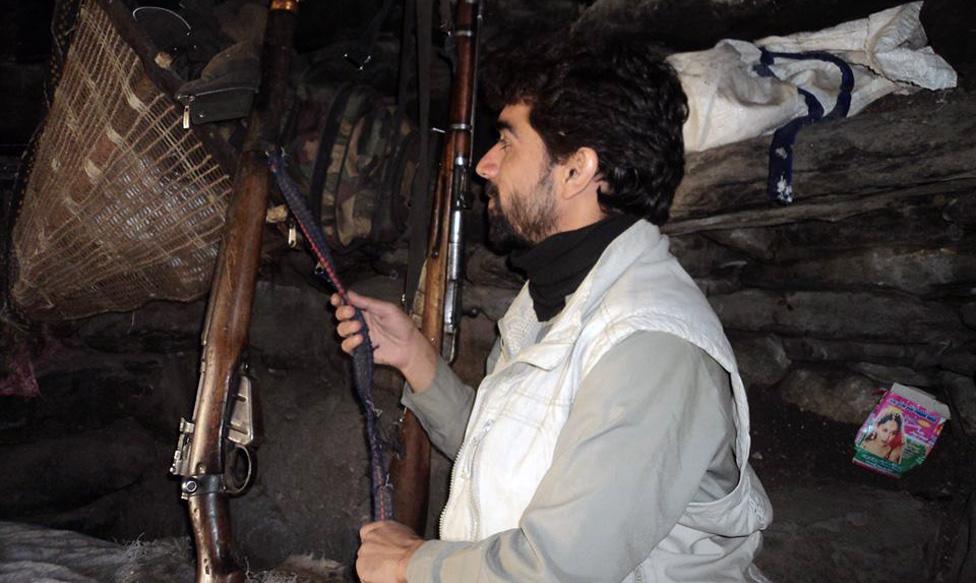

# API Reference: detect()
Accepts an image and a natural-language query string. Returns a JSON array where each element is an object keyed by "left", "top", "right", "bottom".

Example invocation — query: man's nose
[{"left": 476, "top": 144, "right": 500, "bottom": 179}]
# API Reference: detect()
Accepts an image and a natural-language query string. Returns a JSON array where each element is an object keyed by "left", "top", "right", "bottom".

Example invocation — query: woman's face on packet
[{"left": 876, "top": 419, "right": 899, "bottom": 444}]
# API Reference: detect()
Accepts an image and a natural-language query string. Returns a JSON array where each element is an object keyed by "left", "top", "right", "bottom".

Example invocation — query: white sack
[{"left": 668, "top": 1, "right": 958, "bottom": 153}]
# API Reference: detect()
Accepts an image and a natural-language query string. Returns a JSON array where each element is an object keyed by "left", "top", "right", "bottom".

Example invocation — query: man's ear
[{"left": 560, "top": 147, "right": 600, "bottom": 200}]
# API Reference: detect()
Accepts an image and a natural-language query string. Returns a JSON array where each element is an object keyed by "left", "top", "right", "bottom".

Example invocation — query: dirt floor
[{"left": 748, "top": 388, "right": 975, "bottom": 582}]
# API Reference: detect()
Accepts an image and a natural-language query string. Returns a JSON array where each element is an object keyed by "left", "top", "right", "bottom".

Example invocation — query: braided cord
[{"left": 267, "top": 149, "right": 393, "bottom": 521}]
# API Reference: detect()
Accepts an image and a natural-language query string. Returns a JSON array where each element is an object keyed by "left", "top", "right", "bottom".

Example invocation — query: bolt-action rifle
[
  {"left": 169, "top": 2, "right": 299, "bottom": 581},
  {"left": 393, "top": 0, "right": 484, "bottom": 533}
]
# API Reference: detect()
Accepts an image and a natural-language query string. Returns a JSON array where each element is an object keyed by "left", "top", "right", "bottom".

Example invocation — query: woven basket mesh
[{"left": 10, "top": 0, "right": 232, "bottom": 321}]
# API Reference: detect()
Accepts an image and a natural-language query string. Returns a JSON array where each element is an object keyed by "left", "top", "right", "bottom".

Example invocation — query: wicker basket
[{"left": 10, "top": 0, "right": 233, "bottom": 320}]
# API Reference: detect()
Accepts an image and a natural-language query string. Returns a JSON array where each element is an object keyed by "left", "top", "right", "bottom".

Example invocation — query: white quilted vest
[{"left": 439, "top": 220, "right": 772, "bottom": 581}]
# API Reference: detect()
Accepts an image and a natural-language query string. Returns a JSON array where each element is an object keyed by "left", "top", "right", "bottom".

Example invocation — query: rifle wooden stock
[
  {"left": 179, "top": 4, "right": 298, "bottom": 582},
  {"left": 392, "top": 0, "right": 481, "bottom": 534}
]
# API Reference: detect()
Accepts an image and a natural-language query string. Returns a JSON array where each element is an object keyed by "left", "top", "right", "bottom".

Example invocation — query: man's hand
[
  {"left": 356, "top": 520, "right": 425, "bottom": 583},
  {"left": 331, "top": 291, "right": 437, "bottom": 391}
]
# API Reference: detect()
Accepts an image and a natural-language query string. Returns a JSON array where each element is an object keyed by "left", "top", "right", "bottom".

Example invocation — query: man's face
[{"left": 476, "top": 103, "right": 559, "bottom": 251}]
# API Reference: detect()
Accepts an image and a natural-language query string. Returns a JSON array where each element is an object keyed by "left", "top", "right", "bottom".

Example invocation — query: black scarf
[{"left": 509, "top": 214, "right": 639, "bottom": 322}]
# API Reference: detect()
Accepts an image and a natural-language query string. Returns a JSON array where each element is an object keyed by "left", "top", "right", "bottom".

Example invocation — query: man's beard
[{"left": 486, "top": 173, "right": 557, "bottom": 253}]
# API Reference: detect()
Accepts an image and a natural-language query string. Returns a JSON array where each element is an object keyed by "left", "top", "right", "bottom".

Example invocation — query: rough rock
[
  {"left": 777, "top": 367, "right": 881, "bottom": 424},
  {"left": 781, "top": 337, "right": 939, "bottom": 369},
  {"left": 452, "top": 313, "right": 498, "bottom": 388},
  {"left": 755, "top": 484, "right": 939, "bottom": 582},
  {"left": 697, "top": 192, "right": 970, "bottom": 263},
  {"left": 691, "top": 276, "right": 742, "bottom": 296},
  {"left": 250, "top": 278, "right": 345, "bottom": 370},
  {"left": 962, "top": 302, "right": 976, "bottom": 329},
  {"left": 940, "top": 347, "right": 976, "bottom": 376},
  {"left": 942, "top": 371, "right": 976, "bottom": 436},
  {"left": 465, "top": 245, "right": 523, "bottom": 290},
  {"left": 709, "top": 289, "right": 969, "bottom": 343},
  {"left": 741, "top": 246, "right": 976, "bottom": 296},
  {"left": 728, "top": 333, "right": 791, "bottom": 389},
  {"left": 668, "top": 233, "right": 749, "bottom": 278},
  {"left": 234, "top": 361, "right": 400, "bottom": 566},
  {"left": 0, "top": 419, "right": 155, "bottom": 516},
  {"left": 72, "top": 300, "right": 206, "bottom": 353},
  {"left": 0, "top": 62, "right": 47, "bottom": 146},
  {"left": 847, "top": 362, "right": 938, "bottom": 389},
  {"left": 345, "top": 273, "right": 406, "bottom": 305},
  {"left": 25, "top": 351, "right": 196, "bottom": 440},
  {"left": 29, "top": 472, "right": 187, "bottom": 543},
  {"left": 942, "top": 189, "right": 976, "bottom": 225},
  {"left": 576, "top": 0, "right": 908, "bottom": 50},
  {"left": 462, "top": 283, "right": 520, "bottom": 323}
]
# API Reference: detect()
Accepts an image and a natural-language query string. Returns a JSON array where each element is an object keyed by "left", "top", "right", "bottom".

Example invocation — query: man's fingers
[
  {"left": 334, "top": 304, "right": 357, "bottom": 321},
  {"left": 345, "top": 290, "right": 370, "bottom": 308},
  {"left": 332, "top": 291, "right": 377, "bottom": 312},
  {"left": 341, "top": 335, "right": 363, "bottom": 353},
  {"left": 359, "top": 520, "right": 387, "bottom": 540},
  {"left": 347, "top": 290, "right": 396, "bottom": 314},
  {"left": 336, "top": 319, "right": 361, "bottom": 338}
]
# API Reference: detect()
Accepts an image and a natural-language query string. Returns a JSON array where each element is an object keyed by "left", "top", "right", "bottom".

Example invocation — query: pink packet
[{"left": 853, "top": 383, "right": 951, "bottom": 478}]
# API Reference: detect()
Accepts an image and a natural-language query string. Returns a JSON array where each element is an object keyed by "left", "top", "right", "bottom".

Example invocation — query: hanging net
[{"left": 9, "top": 0, "right": 233, "bottom": 321}]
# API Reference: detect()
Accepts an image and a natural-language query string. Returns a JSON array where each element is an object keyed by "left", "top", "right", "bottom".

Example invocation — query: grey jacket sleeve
[
  {"left": 405, "top": 330, "right": 738, "bottom": 582},
  {"left": 401, "top": 356, "right": 477, "bottom": 459}
]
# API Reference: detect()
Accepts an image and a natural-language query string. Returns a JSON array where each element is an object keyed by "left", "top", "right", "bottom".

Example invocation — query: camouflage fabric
[{"left": 287, "top": 83, "right": 416, "bottom": 251}]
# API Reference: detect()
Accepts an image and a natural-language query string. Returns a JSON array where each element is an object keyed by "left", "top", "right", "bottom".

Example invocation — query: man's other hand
[
  {"left": 357, "top": 520, "right": 425, "bottom": 583},
  {"left": 331, "top": 291, "right": 437, "bottom": 391}
]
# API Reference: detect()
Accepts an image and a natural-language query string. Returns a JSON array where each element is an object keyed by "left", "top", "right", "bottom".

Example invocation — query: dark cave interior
[{"left": 0, "top": 0, "right": 975, "bottom": 581}]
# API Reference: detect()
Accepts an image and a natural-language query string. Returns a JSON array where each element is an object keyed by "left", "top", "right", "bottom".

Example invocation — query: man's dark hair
[{"left": 483, "top": 33, "right": 688, "bottom": 225}]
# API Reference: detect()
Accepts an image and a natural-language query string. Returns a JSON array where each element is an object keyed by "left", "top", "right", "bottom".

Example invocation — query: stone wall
[{"left": 669, "top": 87, "right": 976, "bottom": 433}]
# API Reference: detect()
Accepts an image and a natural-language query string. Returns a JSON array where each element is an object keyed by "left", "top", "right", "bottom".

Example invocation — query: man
[{"left": 333, "top": 35, "right": 772, "bottom": 582}]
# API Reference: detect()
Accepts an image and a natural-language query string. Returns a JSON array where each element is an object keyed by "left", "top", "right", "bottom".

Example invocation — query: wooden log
[
  {"left": 781, "top": 337, "right": 940, "bottom": 369},
  {"left": 709, "top": 289, "right": 971, "bottom": 343},
  {"left": 698, "top": 189, "right": 970, "bottom": 262},
  {"left": 740, "top": 243, "right": 976, "bottom": 297},
  {"left": 666, "top": 178, "right": 976, "bottom": 235}
]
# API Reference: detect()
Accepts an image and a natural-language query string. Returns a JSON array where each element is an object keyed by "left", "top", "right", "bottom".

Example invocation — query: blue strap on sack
[{"left": 754, "top": 48, "right": 854, "bottom": 204}]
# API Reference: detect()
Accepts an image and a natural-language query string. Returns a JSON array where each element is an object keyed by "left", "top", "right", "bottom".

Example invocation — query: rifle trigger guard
[{"left": 224, "top": 444, "right": 254, "bottom": 497}]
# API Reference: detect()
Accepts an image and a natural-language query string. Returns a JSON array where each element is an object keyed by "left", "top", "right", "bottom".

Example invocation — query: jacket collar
[{"left": 497, "top": 220, "right": 668, "bottom": 368}]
